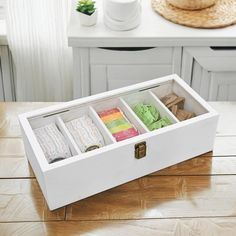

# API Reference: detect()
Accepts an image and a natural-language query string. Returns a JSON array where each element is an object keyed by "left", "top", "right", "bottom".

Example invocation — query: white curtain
[{"left": 6, "top": 0, "right": 73, "bottom": 101}]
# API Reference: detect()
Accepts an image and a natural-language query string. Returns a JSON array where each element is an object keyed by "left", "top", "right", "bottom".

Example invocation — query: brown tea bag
[
  {"left": 166, "top": 97, "right": 185, "bottom": 109},
  {"left": 176, "top": 109, "right": 195, "bottom": 121},
  {"left": 161, "top": 93, "right": 195, "bottom": 121},
  {"left": 176, "top": 109, "right": 187, "bottom": 121},
  {"left": 171, "top": 105, "right": 178, "bottom": 116},
  {"left": 161, "top": 93, "right": 178, "bottom": 106},
  {"left": 184, "top": 110, "right": 196, "bottom": 119}
]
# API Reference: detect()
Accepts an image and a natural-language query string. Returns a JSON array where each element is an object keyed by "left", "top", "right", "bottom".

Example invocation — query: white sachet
[
  {"left": 34, "top": 123, "right": 71, "bottom": 163},
  {"left": 66, "top": 115, "right": 104, "bottom": 152}
]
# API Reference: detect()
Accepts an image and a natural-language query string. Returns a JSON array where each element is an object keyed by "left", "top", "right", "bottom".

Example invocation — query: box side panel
[
  {"left": 45, "top": 115, "right": 218, "bottom": 210},
  {"left": 20, "top": 123, "right": 48, "bottom": 201}
]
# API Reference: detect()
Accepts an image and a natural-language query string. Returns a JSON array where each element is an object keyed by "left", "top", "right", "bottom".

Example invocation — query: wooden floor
[{"left": 1, "top": 102, "right": 236, "bottom": 235}]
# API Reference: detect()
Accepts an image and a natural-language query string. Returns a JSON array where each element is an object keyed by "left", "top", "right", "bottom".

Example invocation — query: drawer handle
[
  {"left": 210, "top": 47, "right": 236, "bottom": 51},
  {"left": 135, "top": 141, "right": 147, "bottom": 159},
  {"left": 99, "top": 47, "right": 156, "bottom": 52}
]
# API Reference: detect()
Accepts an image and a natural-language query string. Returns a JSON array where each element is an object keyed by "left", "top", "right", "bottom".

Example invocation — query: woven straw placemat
[{"left": 152, "top": 0, "right": 236, "bottom": 28}]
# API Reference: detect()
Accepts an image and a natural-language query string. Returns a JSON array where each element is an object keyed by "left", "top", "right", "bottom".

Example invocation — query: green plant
[{"left": 76, "top": 0, "right": 96, "bottom": 15}]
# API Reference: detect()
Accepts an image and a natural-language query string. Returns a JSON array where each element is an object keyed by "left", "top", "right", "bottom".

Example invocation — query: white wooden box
[{"left": 19, "top": 74, "right": 218, "bottom": 210}]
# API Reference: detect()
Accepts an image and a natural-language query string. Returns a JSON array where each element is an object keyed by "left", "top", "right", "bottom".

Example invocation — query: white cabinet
[
  {"left": 181, "top": 47, "right": 236, "bottom": 101},
  {"left": 0, "top": 46, "right": 15, "bottom": 101},
  {"left": 73, "top": 46, "right": 236, "bottom": 101},
  {"left": 73, "top": 47, "right": 182, "bottom": 98},
  {"left": 69, "top": 0, "right": 236, "bottom": 101}
]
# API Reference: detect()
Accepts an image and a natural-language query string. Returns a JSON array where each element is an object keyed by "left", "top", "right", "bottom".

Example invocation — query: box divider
[
  {"left": 55, "top": 116, "right": 82, "bottom": 155},
  {"left": 118, "top": 98, "right": 149, "bottom": 134},
  {"left": 148, "top": 91, "right": 180, "bottom": 123},
  {"left": 88, "top": 106, "right": 117, "bottom": 144}
]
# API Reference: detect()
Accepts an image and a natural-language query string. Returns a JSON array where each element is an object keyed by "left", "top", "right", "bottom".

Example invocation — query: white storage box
[{"left": 19, "top": 74, "right": 219, "bottom": 210}]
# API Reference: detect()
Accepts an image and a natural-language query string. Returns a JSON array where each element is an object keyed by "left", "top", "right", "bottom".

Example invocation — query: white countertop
[{"left": 68, "top": 0, "right": 236, "bottom": 47}]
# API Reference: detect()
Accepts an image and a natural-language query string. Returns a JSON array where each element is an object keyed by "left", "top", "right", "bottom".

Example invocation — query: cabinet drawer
[
  {"left": 209, "top": 72, "right": 236, "bottom": 101},
  {"left": 107, "top": 65, "right": 173, "bottom": 89},
  {"left": 90, "top": 47, "right": 173, "bottom": 64},
  {"left": 91, "top": 64, "right": 173, "bottom": 94},
  {"left": 185, "top": 47, "right": 236, "bottom": 71},
  {"left": 182, "top": 47, "right": 236, "bottom": 101},
  {"left": 73, "top": 47, "right": 181, "bottom": 98},
  {"left": 19, "top": 74, "right": 218, "bottom": 210}
]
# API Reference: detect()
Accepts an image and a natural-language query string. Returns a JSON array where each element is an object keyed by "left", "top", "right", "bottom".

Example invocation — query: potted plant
[{"left": 76, "top": 0, "right": 97, "bottom": 26}]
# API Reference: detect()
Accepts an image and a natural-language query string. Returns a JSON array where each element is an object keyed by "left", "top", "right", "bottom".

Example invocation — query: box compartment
[
  {"left": 59, "top": 106, "right": 116, "bottom": 150},
  {"left": 29, "top": 114, "right": 79, "bottom": 159},
  {"left": 151, "top": 79, "right": 209, "bottom": 119},
  {"left": 92, "top": 96, "right": 149, "bottom": 135},
  {"left": 122, "top": 90, "right": 179, "bottom": 129}
]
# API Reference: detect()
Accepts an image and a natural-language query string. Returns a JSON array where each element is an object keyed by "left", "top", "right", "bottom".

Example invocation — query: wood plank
[
  {"left": 211, "top": 136, "right": 236, "bottom": 156},
  {"left": 152, "top": 155, "right": 236, "bottom": 176},
  {"left": 167, "top": 136, "right": 236, "bottom": 157},
  {"left": 1, "top": 218, "right": 236, "bottom": 236},
  {"left": 0, "top": 138, "right": 25, "bottom": 156},
  {"left": 0, "top": 179, "right": 65, "bottom": 222},
  {"left": 209, "top": 102, "right": 236, "bottom": 135},
  {"left": 1, "top": 217, "right": 236, "bottom": 236},
  {"left": 0, "top": 157, "right": 35, "bottom": 178},
  {"left": 0, "top": 102, "right": 58, "bottom": 138},
  {"left": 210, "top": 102, "right": 236, "bottom": 130},
  {"left": 66, "top": 175, "right": 236, "bottom": 220}
]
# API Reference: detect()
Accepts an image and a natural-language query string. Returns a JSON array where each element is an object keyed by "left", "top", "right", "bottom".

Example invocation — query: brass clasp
[{"left": 135, "top": 141, "right": 146, "bottom": 159}]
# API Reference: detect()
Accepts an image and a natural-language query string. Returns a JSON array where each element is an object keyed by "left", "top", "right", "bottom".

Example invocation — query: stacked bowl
[{"left": 103, "top": 0, "right": 141, "bottom": 31}]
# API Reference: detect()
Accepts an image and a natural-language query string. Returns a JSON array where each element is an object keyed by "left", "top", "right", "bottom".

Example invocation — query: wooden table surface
[{"left": 1, "top": 102, "right": 236, "bottom": 236}]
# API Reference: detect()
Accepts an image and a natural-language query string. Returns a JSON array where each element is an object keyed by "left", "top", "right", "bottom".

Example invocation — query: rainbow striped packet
[{"left": 98, "top": 108, "right": 139, "bottom": 142}]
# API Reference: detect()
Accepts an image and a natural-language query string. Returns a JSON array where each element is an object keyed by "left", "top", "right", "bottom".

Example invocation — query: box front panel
[{"left": 45, "top": 115, "right": 218, "bottom": 210}]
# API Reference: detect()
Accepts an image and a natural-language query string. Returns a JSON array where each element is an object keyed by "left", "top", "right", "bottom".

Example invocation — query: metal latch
[{"left": 135, "top": 141, "right": 146, "bottom": 159}]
